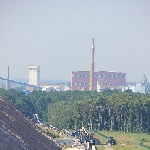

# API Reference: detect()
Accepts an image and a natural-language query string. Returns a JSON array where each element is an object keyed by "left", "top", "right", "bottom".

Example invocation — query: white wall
[
  {"left": 133, "top": 86, "right": 145, "bottom": 93},
  {"left": 122, "top": 84, "right": 146, "bottom": 93},
  {"left": 42, "top": 86, "right": 56, "bottom": 92},
  {"left": 29, "top": 65, "right": 40, "bottom": 86}
]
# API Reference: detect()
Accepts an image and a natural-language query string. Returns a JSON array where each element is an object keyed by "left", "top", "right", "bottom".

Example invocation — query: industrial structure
[
  {"left": 29, "top": 65, "right": 40, "bottom": 86},
  {"left": 6, "top": 66, "right": 9, "bottom": 90},
  {"left": 89, "top": 38, "right": 95, "bottom": 91},
  {"left": 41, "top": 83, "right": 68, "bottom": 92},
  {"left": 71, "top": 71, "right": 126, "bottom": 91},
  {"left": 143, "top": 74, "right": 149, "bottom": 94},
  {"left": 0, "top": 66, "right": 42, "bottom": 91},
  {"left": 122, "top": 75, "right": 149, "bottom": 94},
  {"left": 122, "top": 82, "right": 146, "bottom": 93},
  {"left": 71, "top": 38, "right": 126, "bottom": 91}
]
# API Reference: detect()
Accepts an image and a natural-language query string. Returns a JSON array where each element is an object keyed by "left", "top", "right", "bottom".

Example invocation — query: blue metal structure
[
  {"left": 0, "top": 77, "right": 42, "bottom": 90},
  {"left": 107, "top": 137, "right": 116, "bottom": 145},
  {"left": 71, "top": 128, "right": 97, "bottom": 145},
  {"left": 71, "top": 130, "right": 80, "bottom": 137}
]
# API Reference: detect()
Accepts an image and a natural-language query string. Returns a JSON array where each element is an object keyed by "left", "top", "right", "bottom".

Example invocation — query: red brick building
[{"left": 71, "top": 71, "right": 126, "bottom": 91}]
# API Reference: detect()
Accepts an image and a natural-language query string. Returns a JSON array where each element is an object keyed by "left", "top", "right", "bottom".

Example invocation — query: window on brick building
[
  {"left": 117, "top": 75, "right": 121, "bottom": 78},
  {"left": 122, "top": 75, "right": 125, "bottom": 78},
  {"left": 113, "top": 75, "right": 116, "bottom": 78},
  {"left": 73, "top": 74, "right": 78, "bottom": 77},
  {"left": 87, "top": 74, "right": 90, "bottom": 77},
  {"left": 100, "top": 75, "right": 103, "bottom": 78}
]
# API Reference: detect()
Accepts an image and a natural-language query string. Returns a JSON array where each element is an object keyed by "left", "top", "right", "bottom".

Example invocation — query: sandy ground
[{"left": 104, "top": 145, "right": 113, "bottom": 150}]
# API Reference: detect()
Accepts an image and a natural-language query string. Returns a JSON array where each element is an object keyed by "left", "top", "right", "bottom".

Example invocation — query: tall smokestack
[
  {"left": 6, "top": 66, "right": 9, "bottom": 90},
  {"left": 89, "top": 38, "right": 95, "bottom": 91}
]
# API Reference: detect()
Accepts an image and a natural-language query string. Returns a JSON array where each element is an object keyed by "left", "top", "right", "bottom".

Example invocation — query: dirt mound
[{"left": 0, "top": 97, "right": 62, "bottom": 150}]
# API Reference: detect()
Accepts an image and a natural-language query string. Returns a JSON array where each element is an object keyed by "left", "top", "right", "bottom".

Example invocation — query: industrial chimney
[
  {"left": 89, "top": 38, "right": 95, "bottom": 91},
  {"left": 6, "top": 66, "right": 9, "bottom": 90}
]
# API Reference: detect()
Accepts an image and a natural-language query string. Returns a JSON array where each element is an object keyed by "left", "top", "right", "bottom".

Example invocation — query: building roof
[{"left": 0, "top": 97, "right": 61, "bottom": 150}]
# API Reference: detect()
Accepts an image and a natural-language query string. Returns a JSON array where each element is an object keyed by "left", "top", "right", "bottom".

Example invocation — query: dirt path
[{"left": 104, "top": 145, "right": 113, "bottom": 150}]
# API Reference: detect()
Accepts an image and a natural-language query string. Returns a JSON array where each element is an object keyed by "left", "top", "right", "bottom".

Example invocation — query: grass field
[
  {"left": 93, "top": 130, "right": 150, "bottom": 150},
  {"left": 38, "top": 125, "right": 150, "bottom": 150}
]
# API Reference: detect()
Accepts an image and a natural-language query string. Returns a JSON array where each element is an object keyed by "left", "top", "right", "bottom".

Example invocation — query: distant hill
[{"left": 0, "top": 97, "right": 61, "bottom": 150}]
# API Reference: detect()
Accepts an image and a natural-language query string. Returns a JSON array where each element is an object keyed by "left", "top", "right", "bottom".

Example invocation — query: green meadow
[{"left": 93, "top": 130, "right": 150, "bottom": 150}]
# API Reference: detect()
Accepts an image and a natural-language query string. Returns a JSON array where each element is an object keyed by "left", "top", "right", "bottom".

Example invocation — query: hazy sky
[{"left": 0, "top": 0, "right": 150, "bottom": 82}]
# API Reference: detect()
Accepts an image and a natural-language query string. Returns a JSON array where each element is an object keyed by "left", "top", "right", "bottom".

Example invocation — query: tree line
[{"left": 0, "top": 88, "right": 150, "bottom": 133}]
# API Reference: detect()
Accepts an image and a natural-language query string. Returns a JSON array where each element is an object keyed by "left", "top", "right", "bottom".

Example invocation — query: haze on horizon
[{"left": 0, "top": 0, "right": 150, "bottom": 82}]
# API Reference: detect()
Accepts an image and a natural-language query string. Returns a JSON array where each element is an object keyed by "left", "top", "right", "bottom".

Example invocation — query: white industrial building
[
  {"left": 42, "top": 86, "right": 56, "bottom": 92},
  {"left": 29, "top": 65, "right": 40, "bottom": 86},
  {"left": 64, "top": 85, "right": 70, "bottom": 91},
  {"left": 97, "top": 80, "right": 146, "bottom": 94},
  {"left": 122, "top": 82, "right": 146, "bottom": 94},
  {"left": 41, "top": 83, "right": 70, "bottom": 92}
]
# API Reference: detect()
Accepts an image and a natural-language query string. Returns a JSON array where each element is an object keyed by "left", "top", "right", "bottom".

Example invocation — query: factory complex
[
  {"left": 71, "top": 71, "right": 126, "bottom": 91},
  {"left": 2, "top": 38, "right": 149, "bottom": 94}
]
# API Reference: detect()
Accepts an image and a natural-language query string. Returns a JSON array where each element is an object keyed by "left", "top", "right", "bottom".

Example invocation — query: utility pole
[{"left": 6, "top": 66, "right": 9, "bottom": 90}]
